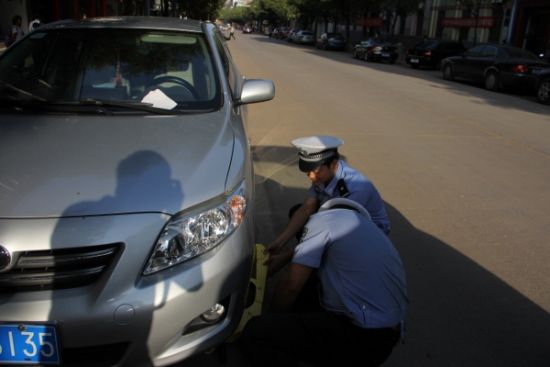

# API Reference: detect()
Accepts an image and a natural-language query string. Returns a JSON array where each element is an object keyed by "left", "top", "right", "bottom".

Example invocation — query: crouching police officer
[
  {"left": 266, "top": 136, "right": 390, "bottom": 265},
  {"left": 242, "top": 198, "right": 408, "bottom": 367}
]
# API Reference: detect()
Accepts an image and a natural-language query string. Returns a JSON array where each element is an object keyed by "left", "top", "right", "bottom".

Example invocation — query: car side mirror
[{"left": 237, "top": 79, "right": 275, "bottom": 105}]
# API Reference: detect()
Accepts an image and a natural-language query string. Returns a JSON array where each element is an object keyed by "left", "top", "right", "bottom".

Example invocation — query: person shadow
[{"left": 48, "top": 150, "right": 186, "bottom": 367}]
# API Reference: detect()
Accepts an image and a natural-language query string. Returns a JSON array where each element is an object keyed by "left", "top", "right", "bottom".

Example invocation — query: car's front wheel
[
  {"left": 442, "top": 64, "right": 454, "bottom": 80},
  {"left": 536, "top": 78, "right": 550, "bottom": 104},
  {"left": 485, "top": 71, "right": 500, "bottom": 91}
]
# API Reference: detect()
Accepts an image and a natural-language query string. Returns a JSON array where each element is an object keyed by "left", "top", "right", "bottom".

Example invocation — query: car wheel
[
  {"left": 443, "top": 64, "right": 454, "bottom": 80},
  {"left": 485, "top": 71, "right": 500, "bottom": 91},
  {"left": 353, "top": 50, "right": 358, "bottom": 59},
  {"left": 536, "top": 78, "right": 550, "bottom": 104},
  {"left": 411, "top": 64, "right": 419, "bottom": 69}
]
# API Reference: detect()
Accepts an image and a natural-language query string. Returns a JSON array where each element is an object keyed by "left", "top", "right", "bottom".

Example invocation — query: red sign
[
  {"left": 357, "top": 18, "right": 384, "bottom": 27},
  {"left": 441, "top": 17, "right": 495, "bottom": 28}
]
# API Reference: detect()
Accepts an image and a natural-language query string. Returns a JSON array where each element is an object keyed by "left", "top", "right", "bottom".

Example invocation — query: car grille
[{"left": 0, "top": 244, "right": 121, "bottom": 292}]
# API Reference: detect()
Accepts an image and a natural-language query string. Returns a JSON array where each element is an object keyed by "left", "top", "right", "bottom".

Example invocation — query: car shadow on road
[{"left": 242, "top": 34, "right": 549, "bottom": 115}]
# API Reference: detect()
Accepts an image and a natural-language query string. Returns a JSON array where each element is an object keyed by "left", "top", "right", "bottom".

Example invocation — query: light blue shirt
[
  {"left": 293, "top": 208, "right": 408, "bottom": 329},
  {"left": 307, "top": 160, "right": 390, "bottom": 234}
]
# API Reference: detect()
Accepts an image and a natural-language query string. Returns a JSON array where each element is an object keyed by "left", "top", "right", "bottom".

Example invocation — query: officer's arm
[
  {"left": 271, "top": 263, "right": 314, "bottom": 312},
  {"left": 267, "top": 197, "right": 318, "bottom": 253}
]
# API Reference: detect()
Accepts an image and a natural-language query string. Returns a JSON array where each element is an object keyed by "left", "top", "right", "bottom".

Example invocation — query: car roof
[{"left": 39, "top": 16, "right": 205, "bottom": 33}]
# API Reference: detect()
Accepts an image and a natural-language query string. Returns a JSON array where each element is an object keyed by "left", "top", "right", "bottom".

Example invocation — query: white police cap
[
  {"left": 291, "top": 136, "right": 343, "bottom": 172},
  {"left": 319, "top": 198, "right": 372, "bottom": 220}
]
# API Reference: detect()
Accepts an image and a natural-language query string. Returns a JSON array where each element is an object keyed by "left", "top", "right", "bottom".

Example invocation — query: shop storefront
[{"left": 427, "top": 0, "right": 513, "bottom": 45}]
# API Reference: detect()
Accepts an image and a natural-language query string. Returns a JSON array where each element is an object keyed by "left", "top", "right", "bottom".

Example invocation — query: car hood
[{"left": 0, "top": 112, "right": 234, "bottom": 218}]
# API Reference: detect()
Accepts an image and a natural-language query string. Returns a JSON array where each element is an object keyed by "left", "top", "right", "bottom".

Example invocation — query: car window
[
  {"left": 213, "top": 31, "right": 237, "bottom": 98},
  {"left": 465, "top": 45, "right": 484, "bottom": 56},
  {"left": 503, "top": 47, "right": 539, "bottom": 60},
  {"left": 417, "top": 40, "right": 438, "bottom": 49},
  {"left": 0, "top": 28, "right": 221, "bottom": 110},
  {"left": 481, "top": 46, "right": 498, "bottom": 57}
]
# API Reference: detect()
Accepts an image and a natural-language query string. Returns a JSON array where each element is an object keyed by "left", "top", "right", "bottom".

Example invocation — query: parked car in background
[
  {"left": 316, "top": 32, "right": 346, "bottom": 50},
  {"left": 441, "top": 44, "right": 549, "bottom": 92},
  {"left": 0, "top": 16, "right": 275, "bottom": 367},
  {"left": 242, "top": 24, "right": 253, "bottom": 33},
  {"left": 353, "top": 38, "right": 398, "bottom": 63},
  {"left": 533, "top": 66, "right": 550, "bottom": 104},
  {"left": 292, "top": 30, "right": 314, "bottom": 45},
  {"left": 218, "top": 22, "right": 231, "bottom": 40},
  {"left": 406, "top": 39, "right": 466, "bottom": 69},
  {"left": 286, "top": 29, "right": 297, "bottom": 42}
]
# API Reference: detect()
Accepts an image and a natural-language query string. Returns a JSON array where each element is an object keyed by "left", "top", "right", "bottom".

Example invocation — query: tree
[
  {"left": 218, "top": 6, "right": 255, "bottom": 24},
  {"left": 249, "top": 0, "right": 299, "bottom": 26},
  {"left": 177, "top": 0, "right": 225, "bottom": 20}
]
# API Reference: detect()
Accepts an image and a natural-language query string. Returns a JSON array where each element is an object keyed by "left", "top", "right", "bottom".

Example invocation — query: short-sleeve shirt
[
  {"left": 293, "top": 208, "right": 408, "bottom": 329},
  {"left": 307, "top": 160, "right": 390, "bottom": 234}
]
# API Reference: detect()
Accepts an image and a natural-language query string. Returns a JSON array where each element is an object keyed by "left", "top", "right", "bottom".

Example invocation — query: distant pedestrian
[
  {"left": 230, "top": 23, "right": 236, "bottom": 40},
  {"left": 5, "top": 15, "right": 25, "bottom": 47}
]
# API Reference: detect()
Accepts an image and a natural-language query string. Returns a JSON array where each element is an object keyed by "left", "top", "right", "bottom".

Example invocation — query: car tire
[
  {"left": 411, "top": 64, "right": 419, "bottom": 69},
  {"left": 353, "top": 50, "right": 358, "bottom": 59},
  {"left": 443, "top": 64, "right": 454, "bottom": 80},
  {"left": 536, "top": 78, "right": 550, "bottom": 104},
  {"left": 485, "top": 71, "right": 500, "bottom": 92}
]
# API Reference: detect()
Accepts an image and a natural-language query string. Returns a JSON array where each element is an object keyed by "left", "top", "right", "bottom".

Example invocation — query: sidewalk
[{"left": 0, "top": 41, "right": 6, "bottom": 53}]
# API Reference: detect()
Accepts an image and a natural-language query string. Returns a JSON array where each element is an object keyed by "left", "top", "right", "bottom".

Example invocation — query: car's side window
[
  {"left": 214, "top": 33, "right": 237, "bottom": 98},
  {"left": 466, "top": 46, "right": 484, "bottom": 57},
  {"left": 481, "top": 46, "right": 497, "bottom": 58}
]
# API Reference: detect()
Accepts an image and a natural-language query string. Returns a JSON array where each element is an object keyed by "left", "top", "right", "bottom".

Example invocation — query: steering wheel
[{"left": 144, "top": 75, "right": 198, "bottom": 100}]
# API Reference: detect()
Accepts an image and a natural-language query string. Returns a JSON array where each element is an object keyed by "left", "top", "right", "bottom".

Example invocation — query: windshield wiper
[
  {"left": 0, "top": 80, "right": 47, "bottom": 102},
  {"left": 75, "top": 98, "right": 179, "bottom": 114}
]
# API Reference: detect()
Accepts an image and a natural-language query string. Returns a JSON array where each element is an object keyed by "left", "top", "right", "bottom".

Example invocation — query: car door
[
  {"left": 459, "top": 45, "right": 486, "bottom": 80},
  {"left": 474, "top": 46, "right": 499, "bottom": 81},
  {"left": 453, "top": 45, "right": 481, "bottom": 78}
]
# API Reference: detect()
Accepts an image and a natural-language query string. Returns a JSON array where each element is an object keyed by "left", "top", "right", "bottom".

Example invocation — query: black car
[
  {"left": 441, "top": 44, "right": 549, "bottom": 92},
  {"left": 353, "top": 39, "right": 398, "bottom": 63},
  {"left": 406, "top": 39, "right": 465, "bottom": 69},
  {"left": 533, "top": 66, "right": 550, "bottom": 104}
]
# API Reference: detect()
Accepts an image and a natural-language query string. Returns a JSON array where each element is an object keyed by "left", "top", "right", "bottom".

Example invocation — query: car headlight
[{"left": 143, "top": 181, "right": 247, "bottom": 275}]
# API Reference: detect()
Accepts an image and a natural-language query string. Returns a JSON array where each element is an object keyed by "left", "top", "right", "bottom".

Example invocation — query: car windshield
[
  {"left": 416, "top": 40, "right": 438, "bottom": 49},
  {"left": 503, "top": 47, "right": 538, "bottom": 60},
  {"left": 0, "top": 28, "right": 221, "bottom": 112}
]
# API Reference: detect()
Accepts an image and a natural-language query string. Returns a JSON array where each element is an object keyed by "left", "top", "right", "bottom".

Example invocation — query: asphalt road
[{"left": 183, "top": 34, "right": 550, "bottom": 367}]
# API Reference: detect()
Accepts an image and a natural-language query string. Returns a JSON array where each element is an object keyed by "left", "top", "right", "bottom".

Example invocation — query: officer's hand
[
  {"left": 266, "top": 250, "right": 292, "bottom": 277},
  {"left": 264, "top": 239, "right": 283, "bottom": 256}
]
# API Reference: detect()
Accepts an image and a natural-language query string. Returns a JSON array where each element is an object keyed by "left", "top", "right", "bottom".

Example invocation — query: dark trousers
[{"left": 241, "top": 311, "right": 400, "bottom": 367}]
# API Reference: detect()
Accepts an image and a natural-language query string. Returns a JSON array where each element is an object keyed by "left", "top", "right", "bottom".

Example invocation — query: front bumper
[{"left": 0, "top": 214, "right": 254, "bottom": 366}]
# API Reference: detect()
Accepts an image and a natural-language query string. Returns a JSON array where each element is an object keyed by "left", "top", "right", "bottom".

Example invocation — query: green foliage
[
  {"left": 250, "top": 0, "right": 298, "bottom": 24},
  {"left": 218, "top": 6, "right": 255, "bottom": 23},
  {"left": 177, "top": 0, "right": 225, "bottom": 20}
]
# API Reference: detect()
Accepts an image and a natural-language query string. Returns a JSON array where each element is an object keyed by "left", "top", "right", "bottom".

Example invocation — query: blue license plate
[{"left": 0, "top": 324, "right": 60, "bottom": 365}]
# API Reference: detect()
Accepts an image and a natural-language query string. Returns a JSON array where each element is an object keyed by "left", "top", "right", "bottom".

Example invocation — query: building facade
[{"left": 423, "top": 0, "right": 549, "bottom": 53}]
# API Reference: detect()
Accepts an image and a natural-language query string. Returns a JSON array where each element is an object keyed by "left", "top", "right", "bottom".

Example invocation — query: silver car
[{"left": 0, "top": 17, "right": 274, "bottom": 366}]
